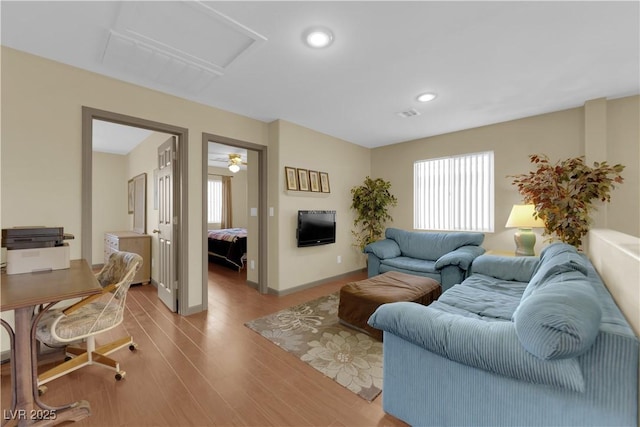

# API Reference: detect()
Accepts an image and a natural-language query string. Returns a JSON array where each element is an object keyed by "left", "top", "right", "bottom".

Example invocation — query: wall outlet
[
  {"left": 337, "top": 255, "right": 342, "bottom": 264},
  {"left": 250, "top": 260, "right": 255, "bottom": 270}
]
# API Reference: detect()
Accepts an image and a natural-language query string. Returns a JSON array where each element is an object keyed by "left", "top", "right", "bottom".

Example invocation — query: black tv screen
[{"left": 297, "top": 210, "right": 336, "bottom": 247}]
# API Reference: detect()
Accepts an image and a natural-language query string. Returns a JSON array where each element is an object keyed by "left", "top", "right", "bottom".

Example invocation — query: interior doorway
[
  {"left": 201, "top": 133, "right": 268, "bottom": 304},
  {"left": 81, "top": 106, "right": 190, "bottom": 314}
]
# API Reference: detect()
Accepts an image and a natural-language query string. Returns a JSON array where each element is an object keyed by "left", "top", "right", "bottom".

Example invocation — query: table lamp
[{"left": 505, "top": 204, "right": 545, "bottom": 256}]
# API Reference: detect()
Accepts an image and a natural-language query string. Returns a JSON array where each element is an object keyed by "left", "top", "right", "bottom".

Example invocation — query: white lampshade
[
  {"left": 505, "top": 204, "right": 544, "bottom": 229},
  {"left": 228, "top": 164, "right": 240, "bottom": 173}
]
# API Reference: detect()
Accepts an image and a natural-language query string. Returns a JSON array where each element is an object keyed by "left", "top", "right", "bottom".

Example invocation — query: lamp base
[{"left": 513, "top": 228, "right": 536, "bottom": 256}]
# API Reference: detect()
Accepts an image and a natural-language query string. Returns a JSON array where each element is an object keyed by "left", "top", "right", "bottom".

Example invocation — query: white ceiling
[
  {"left": 93, "top": 119, "right": 246, "bottom": 169},
  {"left": 2, "top": 1, "right": 638, "bottom": 148},
  {"left": 92, "top": 120, "right": 154, "bottom": 155}
]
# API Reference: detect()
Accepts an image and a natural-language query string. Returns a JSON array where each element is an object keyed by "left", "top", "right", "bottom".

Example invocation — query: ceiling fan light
[{"left": 228, "top": 164, "right": 240, "bottom": 173}]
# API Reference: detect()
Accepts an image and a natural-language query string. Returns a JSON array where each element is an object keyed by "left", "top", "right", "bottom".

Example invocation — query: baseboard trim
[{"left": 267, "top": 269, "right": 366, "bottom": 296}]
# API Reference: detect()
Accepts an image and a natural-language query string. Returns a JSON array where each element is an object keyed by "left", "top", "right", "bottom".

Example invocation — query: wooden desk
[{"left": 1, "top": 260, "right": 101, "bottom": 426}]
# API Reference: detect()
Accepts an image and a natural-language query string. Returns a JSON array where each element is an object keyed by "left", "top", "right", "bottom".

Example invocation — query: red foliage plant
[{"left": 509, "top": 154, "right": 624, "bottom": 248}]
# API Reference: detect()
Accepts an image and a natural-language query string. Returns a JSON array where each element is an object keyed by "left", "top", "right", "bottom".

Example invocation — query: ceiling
[
  {"left": 2, "top": 1, "right": 638, "bottom": 149},
  {"left": 93, "top": 119, "right": 247, "bottom": 169}
]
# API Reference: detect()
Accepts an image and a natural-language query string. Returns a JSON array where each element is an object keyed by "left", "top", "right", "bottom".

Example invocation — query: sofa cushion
[
  {"left": 385, "top": 228, "right": 484, "bottom": 261},
  {"left": 470, "top": 255, "right": 539, "bottom": 282},
  {"left": 364, "top": 238, "right": 401, "bottom": 259},
  {"left": 369, "top": 302, "right": 586, "bottom": 392},
  {"left": 438, "top": 283, "right": 520, "bottom": 321},
  {"left": 438, "top": 275, "right": 520, "bottom": 322},
  {"left": 380, "top": 257, "right": 437, "bottom": 274},
  {"left": 513, "top": 280, "right": 602, "bottom": 360}
]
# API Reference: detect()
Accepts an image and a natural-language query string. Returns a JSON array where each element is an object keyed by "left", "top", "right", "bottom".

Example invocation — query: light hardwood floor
[{"left": 1, "top": 263, "right": 408, "bottom": 427}]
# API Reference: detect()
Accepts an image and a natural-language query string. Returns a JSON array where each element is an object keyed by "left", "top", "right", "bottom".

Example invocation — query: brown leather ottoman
[{"left": 338, "top": 271, "right": 441, "bottom": 341}]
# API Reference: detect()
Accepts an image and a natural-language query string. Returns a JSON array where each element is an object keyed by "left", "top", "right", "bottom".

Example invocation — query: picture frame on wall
[
  {"left": 285, "top": 166, "right": 298, "bottom": 190},
  {"left": 127, "top": 178, "right": 135, "bottom": 213},
  {"left": 319, "top": 172, "right": 331, "bottom": 193},
  {"left": 309, "top": 170, "right": 320, "bottom": 192},
  {"left": 297, "top": 168, "right": 310, "bottom": 191}
]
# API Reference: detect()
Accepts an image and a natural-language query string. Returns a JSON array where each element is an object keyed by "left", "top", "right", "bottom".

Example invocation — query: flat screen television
[{"left": 297, "top": 210, "right": 336, "bottom": 247}]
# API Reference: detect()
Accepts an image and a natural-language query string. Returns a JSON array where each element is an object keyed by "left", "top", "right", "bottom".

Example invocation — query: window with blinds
[
  {"left": 207, "top": 176, "right": 222, "bottom": 224},
  {"left": 414, "top": 151, "right": 494, "bottom": 232}
]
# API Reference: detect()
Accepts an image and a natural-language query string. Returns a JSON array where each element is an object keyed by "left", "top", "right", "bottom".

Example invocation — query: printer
[{"left": 1, "top": 226, "right": 74, "bottom": 275}]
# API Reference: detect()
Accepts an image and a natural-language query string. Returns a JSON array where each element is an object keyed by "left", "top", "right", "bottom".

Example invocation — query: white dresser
[{"left": 104, "top": 231, "right": 151, "bottom": 284}]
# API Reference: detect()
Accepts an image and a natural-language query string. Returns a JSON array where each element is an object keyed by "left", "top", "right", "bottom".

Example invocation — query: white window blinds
[
  {"left": 414, "top": 151, "right": 494, "bottom": 232},
  {"left": 207, "top": 176, "right": 222, "bottom": 224}
]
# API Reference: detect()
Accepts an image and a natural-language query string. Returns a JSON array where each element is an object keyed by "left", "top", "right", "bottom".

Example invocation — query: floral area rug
[{"left": 244, "top": 292, "right": 383, "bottom": 401}]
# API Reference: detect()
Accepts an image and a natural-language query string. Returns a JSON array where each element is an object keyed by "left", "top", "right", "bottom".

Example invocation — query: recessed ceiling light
[
  {"left": 417, "top": 92, "right": 438, "bottom": 102},
  {"left": 304, "top": 27, "right": 334, "bottom": 48}
]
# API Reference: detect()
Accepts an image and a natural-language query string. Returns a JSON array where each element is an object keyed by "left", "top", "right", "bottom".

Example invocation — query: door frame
[
  {"left": 202, "top": 132, "right": 268, "bottom": 301},
  {"left": 81, "top": 106, "right": 190, "bottom": 314}
]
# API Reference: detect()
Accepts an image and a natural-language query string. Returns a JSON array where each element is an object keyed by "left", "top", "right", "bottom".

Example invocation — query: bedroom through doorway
[{"left": 202, "top": 133, "right": 268, "bottom": 305}]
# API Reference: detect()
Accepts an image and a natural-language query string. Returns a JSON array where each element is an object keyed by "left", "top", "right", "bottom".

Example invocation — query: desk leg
[
  {"left": 1, "top": 318, "right": 16, "bottom": 427},
  {"left": 3, "top": 307, "right": 91, "bottom": 427}
]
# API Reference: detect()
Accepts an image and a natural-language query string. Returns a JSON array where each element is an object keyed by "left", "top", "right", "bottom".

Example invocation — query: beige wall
[
  {"left": 270, "top": 120, "right": 371, "bottom": 292},
  {"left": 372, "top": 107, "right": 584, "bottom": 254},
  {"left": 0, "top": 47, "right": 268, "bottom": 313},
  {"left": 606, "top": 96, "right": 640, "bottom": 237},
  {"left": 92, "top": 152, "right": 129, "bottom": 264},
  {"left": 371, "top": 96, "right": 639, "bottom": 253}
]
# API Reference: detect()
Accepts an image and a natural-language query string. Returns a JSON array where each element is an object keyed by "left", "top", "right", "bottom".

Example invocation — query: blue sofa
[
  {"left": 364, "top": 228, "right": 485, "bottom": 291},
  {"left": 368, "top": 243, "right": 638, "bottom": 426}
]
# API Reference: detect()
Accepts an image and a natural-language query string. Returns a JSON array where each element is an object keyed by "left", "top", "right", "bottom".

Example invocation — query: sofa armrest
[
  {"left": 364, "top": 239, "right": 401, "bottom": 260},
  {"left": 434, "top": 245, "right": 485, "bottom": 271},
  {"left": 470, "top": 254, "right": 539, "bottom": 282},
  {"left": 368, "top": 302, "right": 585, "bottom": 392}
]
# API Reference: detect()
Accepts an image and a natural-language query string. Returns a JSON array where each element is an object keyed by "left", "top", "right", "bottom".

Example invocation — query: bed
[{"left": 207, "top": 228, "right": 247, "bottom": 271}]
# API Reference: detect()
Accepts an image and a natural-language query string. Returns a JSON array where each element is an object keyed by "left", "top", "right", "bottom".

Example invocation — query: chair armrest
[
  {"left": 364, "top": 239, "right": 401, "bottom": 259},
  {"left": 368, "top": 302, "right": 585, "bottom": 392},
  {"left": 62, "top": 283, "right": 116, "bottom": 316},
  {"left": 434, "top": 245, "right": 485, "bottom": 270}
]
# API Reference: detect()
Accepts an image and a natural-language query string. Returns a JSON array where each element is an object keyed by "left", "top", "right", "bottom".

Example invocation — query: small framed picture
[
  {"left": 309, "top": 170, "right": 320, "bottom": 192},
  {"left": 297, "top": 168, "right": 310, "bottom": 191},
  {"left": 285, "top": 166, "right": 298, "bottom": 190},
  {"left": 127, "top": 178, "right": 135, "bottom": 213},
  {"left": 319, "top": 172, "right": 330, "bottom": 193}
]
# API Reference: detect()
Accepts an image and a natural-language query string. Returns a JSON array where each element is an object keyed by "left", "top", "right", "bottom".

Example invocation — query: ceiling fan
[{"left": 228, "top": 153, "right": 247, "bottom": 173}]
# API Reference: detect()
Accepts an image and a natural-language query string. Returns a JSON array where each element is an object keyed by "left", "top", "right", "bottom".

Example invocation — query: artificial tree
[
  {"left": 350, "top": 176, "right": 398, "bottom": 252},
  {"left": 510, "top": 154, "right": 624, "bottom": 249}
]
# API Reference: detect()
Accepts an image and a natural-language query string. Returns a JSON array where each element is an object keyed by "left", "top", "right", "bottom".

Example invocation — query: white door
[{"left": 156, "top": 136, "right": 178, "bottom": 312}]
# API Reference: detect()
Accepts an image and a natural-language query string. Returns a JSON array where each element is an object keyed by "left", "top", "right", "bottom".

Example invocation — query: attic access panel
[{"left": 102, "top": 1, "right": 266, "bottom": 92}]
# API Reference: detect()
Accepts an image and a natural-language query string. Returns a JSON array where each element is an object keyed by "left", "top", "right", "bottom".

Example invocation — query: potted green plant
[
  {"left": 510, "top": 154, "right": 624, "bottom": 249},
  {"left": 350, "top": 176, "right": 398, "bottom": 252}
]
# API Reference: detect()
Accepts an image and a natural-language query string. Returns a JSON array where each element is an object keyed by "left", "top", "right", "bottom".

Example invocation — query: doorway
[
  {"left": 202, "top": 133, "right": 268, "bottom": 303},
  {"left": 81, "top": 107, "right": 190, "bottom": 314}
]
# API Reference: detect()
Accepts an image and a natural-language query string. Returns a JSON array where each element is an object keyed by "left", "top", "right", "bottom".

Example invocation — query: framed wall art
[
  {"left": 128, "top": 178, "right": 135, "bottom": 213},
  {"left": 309, "top": 170, "right": 320, "bottom": 192},
  {"left": 285, "top": 166, "right": 298, "bottom": 190},
  {"left": 319, "top": 172, "right": 331, "bottom": 193},
  {"left": 297, "top": 168, "right": 310, "bottom": 191}
]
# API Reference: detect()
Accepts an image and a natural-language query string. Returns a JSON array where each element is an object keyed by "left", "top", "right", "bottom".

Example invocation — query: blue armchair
[{"left": 364, "top": 228, "right": 485, "bottom": 290}]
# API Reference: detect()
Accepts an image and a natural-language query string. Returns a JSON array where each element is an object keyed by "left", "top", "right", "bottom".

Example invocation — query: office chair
[{"left": 35, "top": 251, "right": 142, "bottom": 393}]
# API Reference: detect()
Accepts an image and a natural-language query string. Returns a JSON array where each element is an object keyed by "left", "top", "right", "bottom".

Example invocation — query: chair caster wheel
[
  {"left": 129, "top": 343, "right": 138, "bottom": 351},
  {"left": 115, "top": 371, "right": 126, "bottom": 381},
  {"left": 38, "top": 386, "right": 48, "bottom": 396}
]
